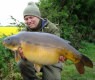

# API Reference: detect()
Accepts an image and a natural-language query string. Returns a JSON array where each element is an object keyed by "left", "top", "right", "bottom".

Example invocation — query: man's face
[{"left": 24, "top": 16, "right": 40, "bottom": 29}]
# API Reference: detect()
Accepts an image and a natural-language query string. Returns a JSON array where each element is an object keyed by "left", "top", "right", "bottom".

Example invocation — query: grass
[
  {"left": 61, "top": 62, "right": 95, "bottom": 80},
  {"left": 79, "top": 41, "right": 95, "bottom": 61},
  {"left": 61, "top": 41, "right": 95, "bottom": 80}
]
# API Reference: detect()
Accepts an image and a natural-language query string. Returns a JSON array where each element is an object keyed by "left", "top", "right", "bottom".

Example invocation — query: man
[{"left": 17, "top": 2, "right": 65, "bottom": 80}]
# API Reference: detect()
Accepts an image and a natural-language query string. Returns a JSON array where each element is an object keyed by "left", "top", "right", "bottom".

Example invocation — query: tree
[{"left": 39, "top": 0, "right": 95, "bottom": 48}]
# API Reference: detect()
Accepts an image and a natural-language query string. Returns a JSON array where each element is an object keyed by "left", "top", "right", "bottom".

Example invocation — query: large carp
[{"left": 2, "top": 31, "right": 93, "bottom": 74}]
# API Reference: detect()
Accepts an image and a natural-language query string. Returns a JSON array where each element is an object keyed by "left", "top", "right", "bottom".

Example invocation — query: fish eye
[{"left": 7, "top": 38, "right": 11, "bottom": 40}]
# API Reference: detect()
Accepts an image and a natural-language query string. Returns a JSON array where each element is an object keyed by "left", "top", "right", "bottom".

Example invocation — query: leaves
[
  {"left": 0, "top": 37, "right": 21, "bottom": 79},
  {"left": 39, "top": 0, "right": 95, "bottom": 48}
]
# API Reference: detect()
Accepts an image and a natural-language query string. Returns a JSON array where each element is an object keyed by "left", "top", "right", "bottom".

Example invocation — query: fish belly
[{"left": 21, "top": 42, "right": 60, "bottom": 65}]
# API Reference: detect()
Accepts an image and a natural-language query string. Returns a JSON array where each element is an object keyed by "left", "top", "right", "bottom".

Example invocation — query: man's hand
[
  {"left": 17, "top": 47, "right": 25, "bottom": 59},
  {"left": 59, "top": 56, "right": 67, "bottom": 62}
]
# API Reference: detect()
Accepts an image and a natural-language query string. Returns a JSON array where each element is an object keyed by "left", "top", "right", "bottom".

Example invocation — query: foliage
[
  {"left": 39, "top": 0, "right": 95, "bottom": 48},
  {"left": 0, "top": 36, "right": 22, "bottom": 80},
  {"left": 10, "top": 16, "right": 26, "bottom": 29}
]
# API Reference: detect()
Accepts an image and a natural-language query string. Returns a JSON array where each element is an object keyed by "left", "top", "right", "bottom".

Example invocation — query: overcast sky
[{"left": 0, "top": 0, "right": 39, "bottom": 26}]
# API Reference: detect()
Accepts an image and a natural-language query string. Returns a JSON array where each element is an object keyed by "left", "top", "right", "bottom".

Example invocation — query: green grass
[
  {"left": 61, "top": 41, "right": 95, "bottom": 80},
  {"left": 61, "top": 64, "right": 95, "bottom": 80},
  {"left": 79, "top": 41, "right": 95, "bottom": 61}
]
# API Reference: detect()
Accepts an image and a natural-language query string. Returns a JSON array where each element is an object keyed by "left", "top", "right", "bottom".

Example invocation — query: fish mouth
[
  {"left": 2, "top": 41, "right": 19, "bottom": 51},
  {"left": 2, "top": 41, "right": 9, "bottom": 47},
  {"left": 2, "top": 41, "right": 6, "bottom": 45}
]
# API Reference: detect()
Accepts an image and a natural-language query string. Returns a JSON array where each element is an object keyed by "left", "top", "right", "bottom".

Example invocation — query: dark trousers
[{"left": 17, "top": 59, "right": 63, "bottom": 80}]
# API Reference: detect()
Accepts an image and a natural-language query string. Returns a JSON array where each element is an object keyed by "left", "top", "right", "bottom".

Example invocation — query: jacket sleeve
[
  {"left": 49, "top": 23, "right": 60, "bottom": 37},
  {"left": 44, "top": 21, "right": 60, "bottom": 37}
]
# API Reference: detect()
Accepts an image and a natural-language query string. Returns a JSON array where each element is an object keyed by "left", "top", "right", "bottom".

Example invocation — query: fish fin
[
  {"left": 81, "top": 54, "right": 93, "bottom": 68},
  {"left": 75, "top": 61, "right": 85, "bottom": 74},
  {"left": 75, "top": 54, "right": 93, "bottom": 74},
  {"left": 14, "top": 51, "right": 21, "bottom": 63},
  {"left": 64, "top": 39, "right": 71, "bottom": 44},
  {"left": 34, "top": 64, "right": 42, "bottom": 73}
]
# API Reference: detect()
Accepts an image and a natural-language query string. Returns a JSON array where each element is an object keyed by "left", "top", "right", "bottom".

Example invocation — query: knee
[{"left": 17, "top": 59, "right": 34, "bottom": 70}]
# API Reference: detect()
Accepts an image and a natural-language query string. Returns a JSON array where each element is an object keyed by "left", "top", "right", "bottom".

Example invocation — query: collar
[
  {"left": 26, "top": 18, "right": 48, "bottom": 31},
  {"left": 41, "top": 18, "right": 48, "bottom": 28}
]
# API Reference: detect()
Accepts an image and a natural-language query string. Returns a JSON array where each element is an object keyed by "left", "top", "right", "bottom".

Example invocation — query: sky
[{"left": 0, "top": 0, "right": 39, "bottom": 26}]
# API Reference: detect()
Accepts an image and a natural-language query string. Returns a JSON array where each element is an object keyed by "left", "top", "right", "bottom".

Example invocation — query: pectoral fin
[
  {"left": 14, "top": 51, "right": 21, "bottom": 63},
  {"left": 34, "top": 64, "right": 42, "bottom": 72}
]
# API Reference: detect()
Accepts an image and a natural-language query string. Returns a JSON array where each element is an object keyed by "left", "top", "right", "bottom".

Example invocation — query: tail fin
[{"left": 75, "top": 54, "right": 93, "bottom": 74}]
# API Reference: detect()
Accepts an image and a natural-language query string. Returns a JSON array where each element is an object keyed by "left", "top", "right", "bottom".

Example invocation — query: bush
[{"left": 0, "top": 36, "right": 22, "bottom": 80}]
